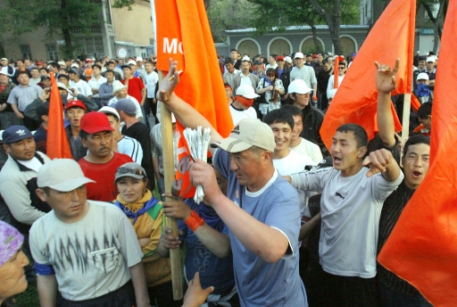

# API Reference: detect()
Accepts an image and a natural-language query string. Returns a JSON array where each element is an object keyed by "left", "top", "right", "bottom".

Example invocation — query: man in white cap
[
  {"left": 424, "top": 56, "right": 436, "bottom": 88},
  {"left": 156, "top": 60, "right": 308, "bottom": 307},
  {"left": 288, "top": 79, "right": 325, "bottom": 155},
  {"left": 108, "top": 80, "right": 143, "bottom": 122},
  {"left": 30, "top": 158, "right": 150, "bottom": 307},
  {"left": 290, "top": 52, "right": 318, "bottom": 103},
  {"left": 229, "top": 84, "right": 259, "bottom": 125}
]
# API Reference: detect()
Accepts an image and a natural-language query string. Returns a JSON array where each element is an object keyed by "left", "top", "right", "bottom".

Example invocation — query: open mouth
[
  {"left": 412, "top": 171, "right": 422, "bottom": 179},
  {"left": 333, "top": 157, "right": 342, "bottom": 165}
]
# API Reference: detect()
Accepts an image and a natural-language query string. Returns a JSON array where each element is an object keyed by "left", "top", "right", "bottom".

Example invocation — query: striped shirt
[{"left": 118, "top": 135, "right": 143, "bottom": 164}]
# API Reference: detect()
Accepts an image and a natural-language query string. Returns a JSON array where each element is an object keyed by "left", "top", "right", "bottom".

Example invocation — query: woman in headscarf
[
  {"left": 114, "top": 162, "right": 177, "bottom": 307},
  {"left": 0, "top": 221, "right": 29, "bottom": 306}
]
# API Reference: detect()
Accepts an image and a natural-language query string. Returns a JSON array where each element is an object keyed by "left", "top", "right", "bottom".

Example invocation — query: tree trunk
[
  {"left": 303, "top": 15, "right": 322, "bottom": 53},
  {"left": 432, "top": 0, "right": 447, "bottom": 53},
  {"left": 60, "top": 0, "right": 73, "bottom": 58},
  {"left": 309, "top": 0, "right": 343, "bottom": 55}
]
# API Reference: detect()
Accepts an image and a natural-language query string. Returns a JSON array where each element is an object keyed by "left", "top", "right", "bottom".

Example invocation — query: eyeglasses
[{"left": 116, "top": 167, "right": 145, "bottom": 177}]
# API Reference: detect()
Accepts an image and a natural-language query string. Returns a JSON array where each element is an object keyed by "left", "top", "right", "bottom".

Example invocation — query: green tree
[
  {"left": 0, "top": 0, "right": 134, "bottom": 58},
  {"left": 244, "top": 0, "right": 359, "bottom": 54}
]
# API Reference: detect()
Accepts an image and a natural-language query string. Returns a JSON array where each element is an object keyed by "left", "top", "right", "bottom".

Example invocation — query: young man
[
  {"left": 65, "top": 100, "right": 88, "bottom": 161},
  {"left": 29, "top": 68, "right": 41, "bottom": 85},
  {"left": 288, "top": 79, "right": 326, "bottom": 155},
  {"left": 289, "top": 52, "right": 317, "bottom": 101},
  {"left": 98, "top": 69, "right": 116, "bottom": 106},
  {"left": 415, "top": 103, "right": 432, "bottom": 136},
  {"left": 157, "top": 60, "right": 308, "bottom": 307},
  {"left": 121, "top": 64, "right": 146, "bottom": 106},
  {"left": 30, "top": 158, "right": 150, "bottom": 307},
  {"left": 88, "top": 64, "right": 107, "bottom": 107},
  {"left": 223, "top": 58, "right": 239, "bottom": 92},
  {"left": 229, "top": 84, "right": 259, "bottom": 125},
  {"left": 287, "top": 124, "right": 403, "bottom": 307},
  {"left": 78, "top": 112, "right": 133, "bottom": 202},
  {"left": 98, "top": 106, "right": 143, "bottom": 164},
  {"left": 281, "top": 105, "right": 323, "bottom": 164},
  {"left": 143, "top": 61, "right": 159, "bottom": 123},
  {"left": 326, "top": 60, "right": 347, "bottom": 103},
  {"left": 69, "top": 69, "right": 92, "bottom": 99}
]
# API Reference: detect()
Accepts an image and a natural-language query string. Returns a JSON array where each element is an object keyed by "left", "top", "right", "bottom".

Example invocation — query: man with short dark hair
[
  {"left": 30, "top": 158, "right": 150, "bottom": 307},
  {"left": 88, "top": 64, "right": 107, "bottom": 107},
  {"left": 230, "top": 49, "right": 241, "bottom": 70},
  {"left": 143, "top": 61, "right": 159, "bottom": 123},
  {"left": 78, "top": 112, "right": 133, "bottom": 201},
  {"left": 99, "top": 69, "right": 116, "bottom": 106},
  {"left": 0, "top": 70, "right": 21, "bottom": 130},
  {"left": 233, "top": 59, "right": 259, "bottom": 94},
  {"left": 65, "top": 100, "right": 88, "bottom": 161},
  {"left": 103, "top": 61, "right": 123, "bottom": 80},
  {"left": 223, "top": 58, "right": 239, "bottom": 92},
  {"left": 121, "top": 64, "right": 146, "bottom": 106},
  {"left": 69, "top": 69, "right": 92, "bottom": 99}
]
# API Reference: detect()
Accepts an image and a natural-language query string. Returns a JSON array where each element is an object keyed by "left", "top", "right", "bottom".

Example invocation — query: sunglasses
[{"left": 117, "top": 167, "right": 145, "bottom": 177}]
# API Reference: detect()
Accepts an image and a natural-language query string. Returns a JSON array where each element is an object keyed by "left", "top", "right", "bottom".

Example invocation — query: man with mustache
[{"left": 78, "top": 112, "right": 132, "bottom": 202}]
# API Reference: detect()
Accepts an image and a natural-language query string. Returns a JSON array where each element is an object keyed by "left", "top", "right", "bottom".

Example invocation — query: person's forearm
[
  {"left": 194, "top": 225, "right": 230, "bottom": 258},
  {"left": 377, "top": 91, "right": 396, "bottom": 148},
  {"left": 152, "top": 157, "right": 160, "bottom": 179},
  {"left": 382, "top": 161, "right": 401, "bottom": 182},
  {"left": 210, "top": 193, "right": 288, "bottom": 263},
  {"left": 256, "top": 87, "right": 269, "bottom": 94},
  {"left": 298, "top": 213, "right": 321, "bottom": 241},
  {"left": 129, "top": 262, "right": 150, "bottom": 307},
  {"left": 10, "top": 103, "right": 22, "bottom": 116},
  {"left": 141, "top": 89, "right": 146, "bottom": 105},
  {"left": 37, "top": 275, "right": 58, "bottom": 307},
  {"left": 157, "top": 239, "right": 171, "bottom": 258}
]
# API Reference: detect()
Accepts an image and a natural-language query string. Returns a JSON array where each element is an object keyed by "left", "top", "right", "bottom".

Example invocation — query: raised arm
[
  {"left": 363, "top": 148, "right": 401, "bottom": 181},
  {"left": 375, "top": 59, "right": 399, "bottom": 148},
  {"left": 156, "top": 59, "right": 223, "bottom": 153}
]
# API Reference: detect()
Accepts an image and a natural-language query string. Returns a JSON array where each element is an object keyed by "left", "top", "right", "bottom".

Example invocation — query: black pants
[
  {"left": 322, "top": 271, "right": 380, "bottom": 307},
  {"left": 148, "top": 280, "right": 182, "bottom": 307},
  {"left": 59, "top": 280, "right": 135, "bottom": 307},
  {"left": 144, "top": 97, "right": 159, "bottom": 124}
]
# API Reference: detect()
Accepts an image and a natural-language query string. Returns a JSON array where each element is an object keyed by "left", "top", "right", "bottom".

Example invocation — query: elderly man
[
  {"left": 108, "top": 80, "right": 143, "bottom": 122},
  {"left": 30, "top": 158, "right": 150, "bottom": 307},
  {"left": 156, "top": 60, "right": 308, "bottom": 307}
]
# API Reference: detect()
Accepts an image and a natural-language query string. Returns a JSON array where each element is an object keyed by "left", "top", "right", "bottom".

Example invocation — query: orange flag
[
  {"left": 155, "top": 0, "right": 234, "bottom": 197},
  {"left": 46, "top": 73, "right": 72, "bottom": 159},
  {"left": 378, "top": 2, "right": 457, "bottom": 305},
  {"left": 320, "top": 0, "right": 416, "bottom": 149}
]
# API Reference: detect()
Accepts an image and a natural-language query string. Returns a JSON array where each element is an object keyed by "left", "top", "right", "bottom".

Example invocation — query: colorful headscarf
[{"left": 0, "top": 221, "right": 24, "bottom": 266}]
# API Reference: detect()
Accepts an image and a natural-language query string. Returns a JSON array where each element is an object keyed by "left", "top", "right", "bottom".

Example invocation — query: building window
[
  {"left": 141, "top": 52, "right": 147, "bottom": 58},
  {"left": 46, "top": 44, "right": 58, "bottom": 61},
  {"left": 20, "top": 45, "right": 32, "bottom": 60}
]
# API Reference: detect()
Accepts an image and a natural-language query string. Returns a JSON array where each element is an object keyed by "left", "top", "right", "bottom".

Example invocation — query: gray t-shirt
[{"left": 291, "top": 166, "right": 403, "bottom": 278}]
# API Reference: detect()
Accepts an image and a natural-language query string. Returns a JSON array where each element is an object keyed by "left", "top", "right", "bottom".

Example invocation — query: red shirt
[
  {"left": 121, "top": 77, "right": 144, "bottom": 103},
  {"left": 78, "top": 152, "right": 133, "bottom": 202}
]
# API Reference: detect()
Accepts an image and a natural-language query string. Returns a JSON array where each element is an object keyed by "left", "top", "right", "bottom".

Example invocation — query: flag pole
[
  {"left": 151, "top": 1, "right": 183, "bottom": 300},
  {"left": 400, "top": 93, "right": 411, "bottom": 165}
]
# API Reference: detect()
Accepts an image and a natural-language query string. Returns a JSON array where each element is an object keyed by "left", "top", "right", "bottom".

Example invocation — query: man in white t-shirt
[
  {"left": 143, "top": 60, "right": 159, "bottom": 123},
  {"left": 229, "top": 84, "right": 258, "bottom": 125},
  {"left": 286, "top": 123, "right": 403, "bottom": 307},
  {"left": 69, "top": 68, "right": 92, "bottom": 99},
  {"left": 30, "top": 158, "right": 150, "bottom": 307},
  {"left": 281, "top": 105, "right": 323, "bottom": 164},
  {"left": 88, "top": 64, "right": 107, "bottom": 107}
]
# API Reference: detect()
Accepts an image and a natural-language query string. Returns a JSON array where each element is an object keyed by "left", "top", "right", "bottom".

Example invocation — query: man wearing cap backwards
[
  {"left": 30, "top": 158, "right": 150, "bottom": 307},
  {"left": 0, "top": 125, "right": 51, "bottom": 235},
  {"left": 114, "top": 98, "right": 155, "bottom": 191},
  {"left": 290, "top": 52, "right": 318, "bottom": 102},
  {"left": 157, "top": 60, "right": 308, "bottom": 307},
  {"left": 69, "top": 68, "right": 92, "bottom": 99},
  {"left": 229, "top": 84, "right": 259, "bottom": 125},
  {"left": 288, "top": 79, "right": 326, "bottom": 155},
  {"left": 99, "top": 106, "right": 144, "bottom": 164},
  {"left": 78, "top": 112, "right": 133, "bottom": 202}
]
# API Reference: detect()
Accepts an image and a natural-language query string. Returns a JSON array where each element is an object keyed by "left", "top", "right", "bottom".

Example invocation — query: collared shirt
[
  {"left": 7, "top": 84, "right": 43, "bottom": 112},
  {"left": 99, "top": 82, "right": 114, "bottom": 106},
  {"left": 240, "top": 73, "right": 253, "bottom": 87},
  {"left": 88, "top": 75, "right": 107, "bottom": 98}
]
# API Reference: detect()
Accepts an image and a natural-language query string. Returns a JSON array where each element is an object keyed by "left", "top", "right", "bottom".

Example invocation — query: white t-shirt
[
  {"left": 88, "top": 76, "right": 107, "bottom": 98},
  {"left": 70, "top": 79, "right": 92, "bottom": 97},
  {"left": 29, "top": 201, "right": 143, "bottom": 301},
  {"left": 144, "top": 71, "right": 159, "bottom": 98},
  {"left": 229, "top": 104, "right": 257, "bottom": 125},
  {"left": 273, "top": 150, "right": 315, "bottom": 218},
  {"left": 290, "top": 137, "right": 323, "bottom": 165},
  {"left": 291, "top": 167, "right": 403, "bottom": 278}
]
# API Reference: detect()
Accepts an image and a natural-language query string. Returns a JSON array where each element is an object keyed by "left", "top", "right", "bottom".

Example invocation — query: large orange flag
[
  {"left": 320, "top": 0, "right": 415, "bottom": 149},
  {"left": 155, "top": 0, "right": 234, "bottom": 197},
  {"left": 378, "top": 1, "right": 457, "bottom": 305},
  {"left": 46, "top": 73, "right": 72, "bottom": 159}
]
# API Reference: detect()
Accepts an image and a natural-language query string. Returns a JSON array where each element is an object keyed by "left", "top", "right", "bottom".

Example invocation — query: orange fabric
[
  {"left": 378, "top": 1, "right": 457, "bottom": 305},
  {"left": 155, "top": 0, "right": 234, "bottom": 198},
  {"left": 411, "top": 94, "right": 421, "bottom": 113},
  {"left": 333, "top": 56, "right": 340, "bottom": 89},
  {"left": 46, "top": 73, "right": 72, "bottom": 159},
  {"left": 319, "top": 0, "right": 416, "bottom": 150}
]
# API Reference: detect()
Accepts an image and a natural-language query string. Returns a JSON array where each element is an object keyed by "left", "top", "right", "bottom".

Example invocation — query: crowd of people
[{"left": 0, "top": 47, "right": 435, "bottom": 307}]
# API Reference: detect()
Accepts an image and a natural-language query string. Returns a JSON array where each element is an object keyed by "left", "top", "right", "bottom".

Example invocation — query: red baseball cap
[
  {"left": 276, "top": 56, "right": 284, "bottom": 61},
  {"left": 312, "top": 54, "right": 318, "bottom": 58},
  {"left": 65, "top": 100, "right": 87, "bottom": 111},
  {"left": 80, "top": 112, "right": 114, "bottom": 134},
  {"left": 36, "top": 61, "right": 43, "bottom": 65}
]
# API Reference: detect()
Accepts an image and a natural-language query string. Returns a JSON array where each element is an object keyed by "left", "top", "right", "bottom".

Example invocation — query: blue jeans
[{"left": 379, "top": 280, "right": 432, "bottom": 307}]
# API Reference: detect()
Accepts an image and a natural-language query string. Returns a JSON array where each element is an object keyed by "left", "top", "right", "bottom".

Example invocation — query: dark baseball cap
[{"left": 2, "top": 125, "right": 33, "bottom": 144}]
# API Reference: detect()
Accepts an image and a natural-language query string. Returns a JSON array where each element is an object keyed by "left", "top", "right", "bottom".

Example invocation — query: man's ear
[
  {"left": 81, "top": 138, "right": 88, "bottom": 149},
  {"left": 2, "top": 143, "right": 9, "bottom": 154},
  {"left": 36, "top": 188, "right": 48, "bottom": 202},
  {"left": 358, "top": 146, "right": 368, "bottom": 159}
]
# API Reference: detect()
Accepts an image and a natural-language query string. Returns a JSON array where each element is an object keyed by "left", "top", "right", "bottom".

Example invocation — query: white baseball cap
[
  {"left": 284, "top": 56, "right": 292, "bottom": 64},
  {"left": 294, "top": 52, "right": 305, "bottom": 59},
  {"left": 210, "top": 118, "right": 275, "bottom": 153},
  {"left": 235, "top": 84, "right": 259, "bottom": 99},
  {"left": 136, "top": 56, "right": 143, "bottom": 62},
  {"left": 112, "top": 80, "right": 127, "bottom": 94},
  {"left": 127, "top": 60, "right": 137, "bottom": 66},
  {"left": 416, "top": 72, "right": 429, "bottom": 81},
  {"left": 37, "top": 159, "right": 95, "bottom": 192},
  {"left": 288, "top": 79, "right": 312, "bottom": 94},
  {"left": 426, "top": 57, "right": 435, "bottom": 63},
  {"left": 99, "top": 106, "right": 121, "bottom": 121}
]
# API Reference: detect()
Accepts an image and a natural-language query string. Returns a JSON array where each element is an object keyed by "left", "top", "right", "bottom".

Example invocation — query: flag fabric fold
[
  {"left": 46, "top": 73, "right": 72, "bottom": 159},
  {"left": 155, "top": 0, "right": 234, "bottom": 198},
  {"left": 319, "top": 0, "right": 416, "bottom": 150},
  {"left": 378, "top": 1, "right": 457, "bottom": 306}
]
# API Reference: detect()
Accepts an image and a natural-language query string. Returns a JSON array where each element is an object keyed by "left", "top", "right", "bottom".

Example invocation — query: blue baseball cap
[{"left": 2, "top": 125, "right": 33, "bottom": 144}]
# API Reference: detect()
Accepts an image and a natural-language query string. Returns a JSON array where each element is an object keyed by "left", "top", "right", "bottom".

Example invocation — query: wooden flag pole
[
  {"left": 158, "top": 76, "right": 183, "bottom": 300},
  {"left": 400, "top": 93, "right": 412, "bottom": 166}
]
